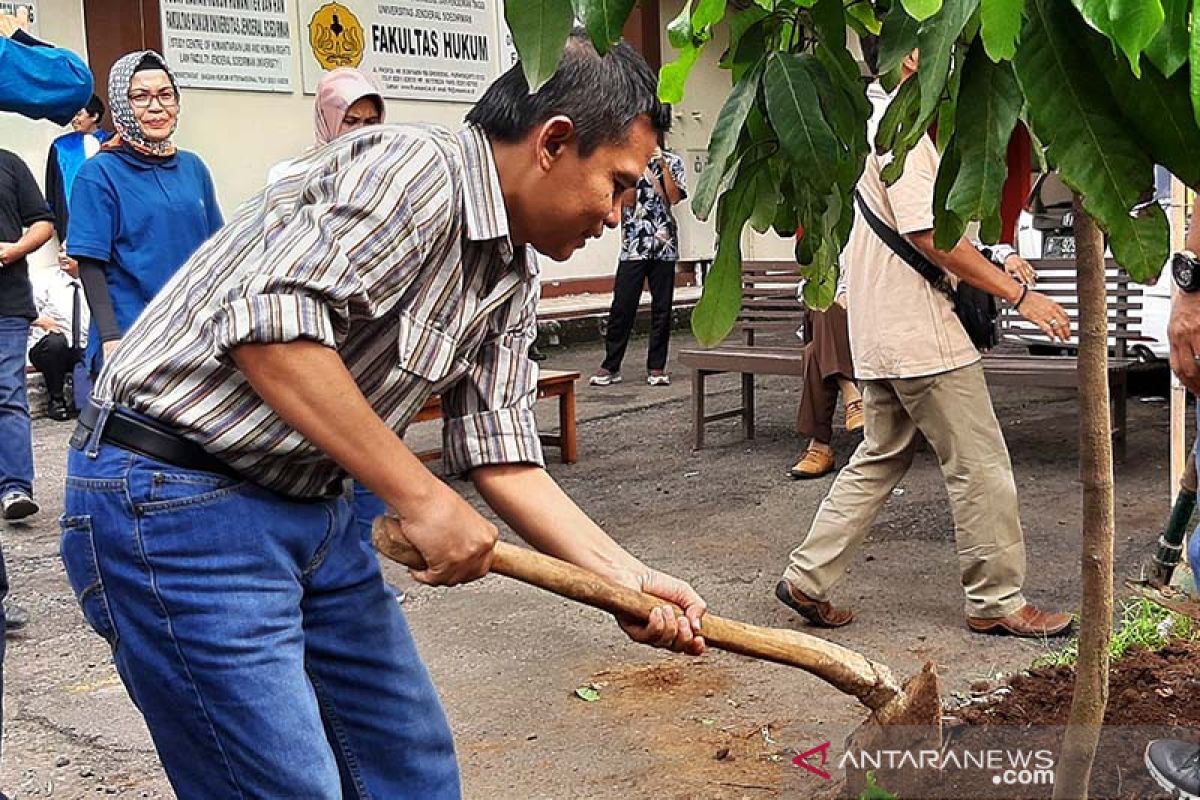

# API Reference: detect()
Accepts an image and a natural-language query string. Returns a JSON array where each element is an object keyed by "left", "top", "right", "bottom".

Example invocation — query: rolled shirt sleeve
[
  {"left": 204, "top": 136, "right": 454, "bottom": 361},
  {"left": 440, "top": 265, "right": 544, "bottom": 475}
]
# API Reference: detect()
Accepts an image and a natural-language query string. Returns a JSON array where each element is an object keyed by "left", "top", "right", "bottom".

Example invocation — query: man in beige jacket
[{"left": 775, "top": 43, "right": 1073, "bottom": 638}]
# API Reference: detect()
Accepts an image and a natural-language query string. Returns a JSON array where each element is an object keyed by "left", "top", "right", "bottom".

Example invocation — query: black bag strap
[{"left": 853, "top": 190, "right": 952, "bottom": 296}]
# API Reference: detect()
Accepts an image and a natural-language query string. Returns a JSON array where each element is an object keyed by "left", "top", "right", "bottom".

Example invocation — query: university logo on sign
[{"left": 308, "top": 2, "right": 364, "bottom": 69}]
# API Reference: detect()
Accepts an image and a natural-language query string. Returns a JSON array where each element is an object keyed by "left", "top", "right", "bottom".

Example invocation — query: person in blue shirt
[
  {"left": 45, "top": 95, "right": 110, "bottom": 242},
  {"left": 68, "top": 50, "right": 223, "bottom": 376}
]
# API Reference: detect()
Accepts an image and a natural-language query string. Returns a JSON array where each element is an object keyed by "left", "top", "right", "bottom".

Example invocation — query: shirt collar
[
  {"left": 456, "top": 125, "right": 535, "bottom": 278},
  {"left": 110, "top": 143, "right": 178, "bottom": 171}
]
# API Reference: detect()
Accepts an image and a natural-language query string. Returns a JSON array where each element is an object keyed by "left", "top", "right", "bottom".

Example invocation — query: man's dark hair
[
  {"left": 85, "top": 94, "right": 105, "bottom": 123},
  {"left": 858, "top": 34, "right": 880, "bottom": 77},
  {"left": 466, "top": 28, "right": 667, "bottom": 156}
]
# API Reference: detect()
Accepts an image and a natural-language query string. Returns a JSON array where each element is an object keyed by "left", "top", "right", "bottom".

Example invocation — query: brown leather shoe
[
  {"left": 788, "top": 446, "right": 835, "bottom": 480},
  {"left": 775, "top": 580, "right": 855, "bottom": 628},
  {"left": 967, "top": 603, "right": 1074, "bottom": 638},
  {"left": 844, "top": 399, "right": 864, "bottom": 433}
]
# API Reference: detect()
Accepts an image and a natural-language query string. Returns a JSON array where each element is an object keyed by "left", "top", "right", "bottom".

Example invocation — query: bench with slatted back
[
  {"left": 678, "top": 261, "right": 807, "bottom": 449},
  {"left": 982, "top": 257, "right": 1141, "bottom": 460}
]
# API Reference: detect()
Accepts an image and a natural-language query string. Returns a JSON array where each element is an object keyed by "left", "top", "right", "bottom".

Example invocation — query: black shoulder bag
[{"left": 853, "top": 191, "right": 1000, "bottom": 351}]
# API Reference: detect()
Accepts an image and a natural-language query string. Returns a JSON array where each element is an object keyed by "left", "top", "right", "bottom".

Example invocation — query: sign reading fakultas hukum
[{"left": 300, "top": 0, "right": 499, "bottom": 103}]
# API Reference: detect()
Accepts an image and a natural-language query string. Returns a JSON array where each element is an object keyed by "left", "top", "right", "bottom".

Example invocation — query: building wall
[
  {"left": 3, "top": 1, "right": 794, "bottom": 285},
  {"left": 655, "top": 0, "right": 796, "bottom": 267}
]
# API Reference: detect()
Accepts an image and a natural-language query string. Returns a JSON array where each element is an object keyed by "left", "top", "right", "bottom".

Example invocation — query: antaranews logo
[
  {"left": 792, "top": 741, "right": 833, "bottom": 780},
  {"left": 792, "top": 739, "right": 1056, "bottom": 790}
]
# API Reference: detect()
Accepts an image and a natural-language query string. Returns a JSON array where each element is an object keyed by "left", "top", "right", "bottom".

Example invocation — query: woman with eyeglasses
[{"left": 67, "top": 51, "right": 223, "bottom": 377}]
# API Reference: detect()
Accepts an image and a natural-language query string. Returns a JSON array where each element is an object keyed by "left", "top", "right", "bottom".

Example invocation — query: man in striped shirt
[{"left": 61, "top": 32, "right": 707, "bottom": 799}]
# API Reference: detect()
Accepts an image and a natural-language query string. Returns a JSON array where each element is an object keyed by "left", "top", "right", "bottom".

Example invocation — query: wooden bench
[
  {"left": 411, "top": 369, "right": 580, "bottom": 464},
  {"left": 982, "top": 258, "right": 1142, "bottom": 461},
  {"left": 678, "top": 262, "right": 807, "bottom": 449}
]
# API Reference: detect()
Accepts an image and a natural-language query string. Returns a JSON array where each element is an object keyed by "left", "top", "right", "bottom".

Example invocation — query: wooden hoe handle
[{"left": 372, "top": 516, "right": 902, "bottom": 711}]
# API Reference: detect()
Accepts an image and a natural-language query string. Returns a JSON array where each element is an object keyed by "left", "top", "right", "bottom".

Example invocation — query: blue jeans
[
  {"left": 352, "top": 482, "right": 387, "bottom": 547},
  {"left": 61, "top": 431, "right": 460, "bottom": 799},
  {"left": 0, "top": 317, "right": 33, "bottom": 496}
]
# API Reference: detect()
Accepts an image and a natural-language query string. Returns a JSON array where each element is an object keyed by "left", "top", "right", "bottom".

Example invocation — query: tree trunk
[{"left": 1052, "top": 198, "right": 1115, "bottom": 799}]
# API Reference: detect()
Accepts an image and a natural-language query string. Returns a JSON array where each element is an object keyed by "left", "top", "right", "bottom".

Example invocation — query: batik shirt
[{"left": 619, "top": 150, "right": 687, "bottom": 262}]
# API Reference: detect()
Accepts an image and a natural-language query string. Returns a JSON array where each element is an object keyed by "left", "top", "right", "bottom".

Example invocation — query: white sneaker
[
  {"left": 647, "top": 373, "right": 671, "bottom": 386},
  {"left": 589, "top": 371, "right": 622, "bottom": 386},
  {"left": 1, "top": 492, "right": 38, "bottom": 521}
]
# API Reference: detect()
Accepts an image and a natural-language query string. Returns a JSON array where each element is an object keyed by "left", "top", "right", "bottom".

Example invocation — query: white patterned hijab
[{"left": 106, "top": 50, "right": 179, "bottom": 157}]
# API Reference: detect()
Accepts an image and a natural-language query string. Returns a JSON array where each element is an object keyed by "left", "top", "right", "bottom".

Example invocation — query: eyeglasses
[{"left": 127, "top": 89, "right": 177, "bottom": 109}]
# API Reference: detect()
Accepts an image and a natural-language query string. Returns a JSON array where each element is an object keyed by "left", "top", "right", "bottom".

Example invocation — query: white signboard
[
  {"left": 495, "top": 7, "right": 517, "bottom": 74},
  {"left": 160, "top": 0, "right": 295, "bottom": 93},
  {"left": 299, "top": 0, "right": 499, "bottom": 103},
  {"left": 0, "top": 2, "right": 39, "bottom": 37}
]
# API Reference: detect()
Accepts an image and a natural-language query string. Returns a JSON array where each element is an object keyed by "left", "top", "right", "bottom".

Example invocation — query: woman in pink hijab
[
  {"left": 313, "top": 67, "right": 384, "bottom": 144},
  {"left": 266, "top": 68, "right": 384, "bottom": 183}
]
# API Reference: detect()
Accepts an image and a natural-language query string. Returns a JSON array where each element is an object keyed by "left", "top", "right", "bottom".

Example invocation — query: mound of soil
[{"left": 848, "top": 640, "right": 1200, "bottom": 799}]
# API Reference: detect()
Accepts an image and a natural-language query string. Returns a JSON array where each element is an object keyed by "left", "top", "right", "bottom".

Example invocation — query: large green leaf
[
  {"left": 1071, "top": 0, "right": 1165, "bottom": 76},
  {"left": 980, "top": 0, "right": 1024, "bottom": 60},
  {"left": 692, "top": 63, "right": 763, "bottom": 220},
  {"left": 916, "top": 0, "right": 979, "bottom": 123},
  {"left": 1017, "top": 0, "right": 1169, "bottom": 281},
  {"left": 571, "top": 0, "right": 636, "bottom": 55},
  {"left": 811, "top": 0, "right": 872, "bottom": 119},
  {"left": 903, "top": 0, "right": 946, "bottom": 21},
  {"left": 800, "top": 55, "right": 870, "bottom": 193},
  {"left": 667, "top": 2, "right": 694, "bottom": 49},
  {"left": 764, "top": 52, "right": 839, "bottom": 188},
  {"left": 721, "top": 9, "right": 768, "bottom": 81},
  {"left": 749, "top": 162, "right": 782, "bottom": 233},
  {"left": 659, "top": 43, "right": 703, "bottom": 103},
  {"left": 880, "top": 81, "right": 931, "bottom": 184},
  {"left": 878, "top": 2, "right": 922, "bottom": 74},
  {"left": 692, "top": 163, "right": 767, "bottom": 345},
  {"left": 933, "top": 136, "right": 969, "bottom": 249},
  {"left": 1192, "top": 0, "right": 1200, "bottom": 127},
  {"left": 798, "top": 190, "right": 845, "bottom": 310},
  {"left": 1145, "top": 0, "right": 1189, "bottom": 77},
  {"left": 875, "top": 76, "right": 922, "bottom": 155},
  {"left": 934, "top": 42, "right": 965, "bottom": 153},
  {"left": 505, "top": 0, "right": 575, "bottom": 92},
  {"left": 847, "top": 1, "right": 883, "bottom": 34},
  {"left": 946, "top": 43, "right": 1023, "bottom": 222},
  {"left": 1086, "top": 25, "right": 1200, "bottom": 187},
  {"left": 691, "top": 0, "right": 727, "bottom": 32}
]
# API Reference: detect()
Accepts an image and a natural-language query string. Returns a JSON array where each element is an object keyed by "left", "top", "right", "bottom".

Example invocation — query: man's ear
[{"left": 533, "top": 115, "right": 576, "bottom": 173}]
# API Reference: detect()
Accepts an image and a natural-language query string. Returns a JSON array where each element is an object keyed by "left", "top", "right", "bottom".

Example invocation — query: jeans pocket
[
  {"left": 59, "top": 515, "right": 119, "bottom": 647},
  {"left": 136, "top": 470, "right": 248, "bottom": 515}
]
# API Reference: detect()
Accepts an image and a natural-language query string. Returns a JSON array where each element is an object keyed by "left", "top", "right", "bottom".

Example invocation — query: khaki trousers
[{"left": 783, "top": 362, "right": 1027, "bottom": 618}]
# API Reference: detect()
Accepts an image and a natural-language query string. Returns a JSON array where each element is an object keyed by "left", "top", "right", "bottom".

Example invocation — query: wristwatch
[{"left": 1172, "top": 250, "right": 1200, "bottom": 293}]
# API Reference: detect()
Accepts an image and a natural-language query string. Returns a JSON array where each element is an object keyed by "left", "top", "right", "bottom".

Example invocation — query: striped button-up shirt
[{"left": 95, "top": 124, "right": 544, "bottom": 498}]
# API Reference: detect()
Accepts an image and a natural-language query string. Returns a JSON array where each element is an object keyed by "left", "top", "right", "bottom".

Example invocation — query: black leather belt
[{"left": 72, "top": 403, "right": 240, "bottom": 479}]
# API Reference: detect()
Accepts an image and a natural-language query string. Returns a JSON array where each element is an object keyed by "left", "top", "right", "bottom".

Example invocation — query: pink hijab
[{"left": 314, "top": 68, "right": 385, "bottom": 145}]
